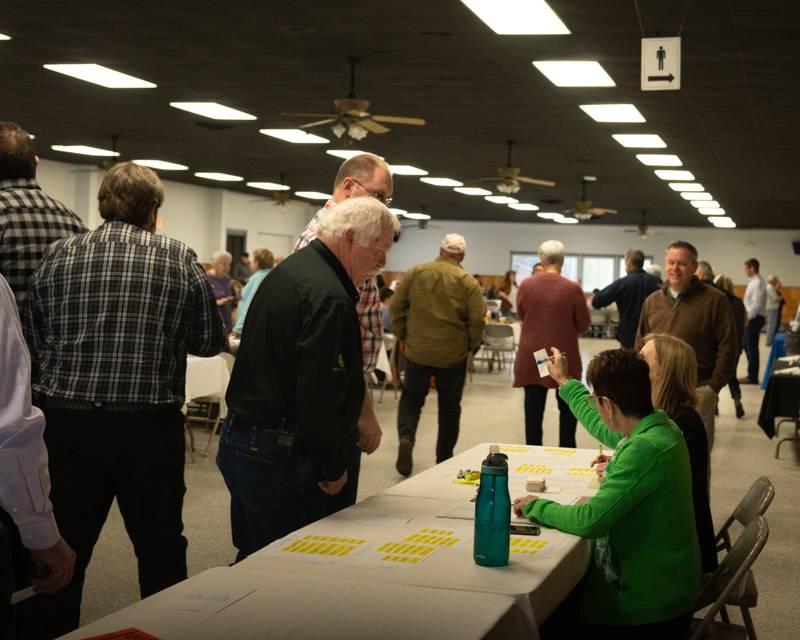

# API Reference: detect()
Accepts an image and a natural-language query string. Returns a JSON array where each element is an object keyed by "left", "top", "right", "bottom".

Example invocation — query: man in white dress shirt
[
  {"left": 0, "top": 274, "right": 74, "bottom": 636},
  {"left": 741, "top": 258, "right": 767, "bottom": 384}
]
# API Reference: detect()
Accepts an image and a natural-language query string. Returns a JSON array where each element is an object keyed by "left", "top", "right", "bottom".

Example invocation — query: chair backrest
[
  {"left": 716, "top": 476, "right": 775, "bottom": 552},
  {"left": 691, "top": 516, "right": 769, "bottom": 640},
  {"left": 589, "top": 310, "right": 608, "bottom": 325},
  {"left": 484, "top": 324, "right": 514, "bottom": 338}
]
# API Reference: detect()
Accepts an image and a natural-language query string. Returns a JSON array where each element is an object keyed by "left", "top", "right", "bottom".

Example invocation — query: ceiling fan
[
  {"left": 247, "top": 174, "right": 304, "bottom": 207},
  {"left": 562, "top": 176, "right": 618, "bottom": 221},
  {"left": 476, "top": 140, "right": 555, "bottom": 194},
  {"left": 282, "top": 57, "right": 426, "bottom": 143},
  {"left": 398, "top": 206, "right": 442, "bottom": 231},
  {"left": 624, "top": 210, "right": 653, "bottom": 238}
]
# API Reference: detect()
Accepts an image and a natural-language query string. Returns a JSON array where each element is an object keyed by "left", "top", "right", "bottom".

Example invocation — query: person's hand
[
  {"left": 357, "top": 395, "right": 382, "bottom": 454},
  {"left": 590, "top": 454, "right": 610, "bottom": 468},
  {"left": 512, "top": 495, "right": 538, "bottom": 518},
  {"left": 546, "top": 347, "right": 570, "bottom": 385},
  {"left": 29, "top": 537, "right": 76, "bottom": 594},
  {"left": 318, "top": 470, "right": 348, "bottom": 496},
  {"left": 591, "top": 457, "right": 609, "bottom": 481}
]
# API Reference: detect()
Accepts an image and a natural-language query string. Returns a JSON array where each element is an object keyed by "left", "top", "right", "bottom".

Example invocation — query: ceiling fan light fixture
[
  {"left": 330, "top": 123, "right": 347, "bottom": 139},
  {"left": 636, "top": 154, "right": 682, "bottom": 167},
  {"left": 655, "top": 169, "right": 695, "bottom": 180},
  {"left": 133, "top": 159, "right": 188, "bottom": 171},
  {"left": 45, "top": 63, "right": 156, "bottom": 89},
  {"left": 612, "top": 134, "right": 667, "bottom": 148},
  {"left": 460, "top": 0, "right": 570, "bottom": 35},
  {"left": 668, "top": 182, "right": 705, "bottom": 192},
  {"left": 485, "top": 195, "right": 518, "bottom": 204},
  {"left": 580, "top": 104, "right": 645, "bottom": 123},
  {"left": 171, "top": 102, "right": 255, "bottom": 120},
  {"left": 51, "top": 144, "right": 120, "bottom": 157},
  {"left": 247, "top": 182, "right": 290, "bottom": 191},
  {"left": 496, "top": 181, "right": 520, "bottom": 194},
  {"left": 347, "top": 123, "right": 369, "bottom": 141},
  {"left": 260, "top": 129, "right": 329, "bottom": 144},
  {"left": 420, "top": 177, "right": 463, "bottom": 187},
  {"left": 509, "top": 203, "right": 539, "bottom": 211},
  {"left": 454, "top": 187, "right": 493, "bottom": 196},
  {"left": 390, "top": 165, "right": 429, "bottom": 176},
  {"left": 532, "top": 61, "right": 615, "bottom": 87}
]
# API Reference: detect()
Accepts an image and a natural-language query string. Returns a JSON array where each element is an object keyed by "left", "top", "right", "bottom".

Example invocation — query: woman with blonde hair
[{"left": 639, "top": 333, "right": 716, "bottom": 572}]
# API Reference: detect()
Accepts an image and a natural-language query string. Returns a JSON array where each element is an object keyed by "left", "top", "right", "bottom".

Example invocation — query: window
[
  {"left": 582, "top": 256, "right": 616, "bottom": 292},
  {"left": 618, "top": 256, "right": 654, "bottom": 279},
  {"left": 511, "top": 251, "right": 654, "bottom": 291}
]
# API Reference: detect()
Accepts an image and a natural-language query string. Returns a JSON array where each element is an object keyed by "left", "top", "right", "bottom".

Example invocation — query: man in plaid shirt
[
  {"left": 294, "top": 153, "right": 393, "bottom": 512},
  {"left": 22, "top": 162, "right": 225, "bottom": 639},
  {"left": 0, "top": 122, "right": 86, "bottom": 306}
]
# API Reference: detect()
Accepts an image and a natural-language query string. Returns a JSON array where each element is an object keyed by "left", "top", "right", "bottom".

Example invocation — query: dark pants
[
  {"left": 216, "top": 420, "right": 359, "bottom": 562},
  {"left": 397, "top": 358, "right": 467, "bottom": 463},
  {"left": 727, "top": 354, "right": 742, "bottom": 400},
  {"left": 21, "top": 407, "right": 187, "bottom": 640},
  {"left": 744, "top": 315, "right": 765, "bottom": 382},
  {"left": 524, "top": 385, "right": 577, "bottom": 448}
]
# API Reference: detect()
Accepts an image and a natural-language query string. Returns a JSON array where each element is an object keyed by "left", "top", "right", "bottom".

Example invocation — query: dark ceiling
[{"left": 2, "top": 1, "right": 799, "bottom": 228}]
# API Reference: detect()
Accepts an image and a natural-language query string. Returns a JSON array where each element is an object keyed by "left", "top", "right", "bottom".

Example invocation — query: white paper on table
[
  {"left": 534, "top": 348, "right": 550, "bottom": 378},
  {"left": 353, "top": 512, "right": 416, "bottom": 527},
  {"left": 436, "top": 502, "right": 476, "bottom": 520},
  {"left": 165, "top": 585, "right": 257, "bottom": 613}
]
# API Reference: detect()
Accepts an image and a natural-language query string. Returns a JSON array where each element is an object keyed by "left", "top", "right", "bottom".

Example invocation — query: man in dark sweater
[
  {"left": 635, "top": 241, "right": 737, "bottom": 451},
  {"left": 218, "top": 197, "right": 399, "bottom": 561},
  {"left": 592, "top": 249, "right": 661, "bottom": 348}
]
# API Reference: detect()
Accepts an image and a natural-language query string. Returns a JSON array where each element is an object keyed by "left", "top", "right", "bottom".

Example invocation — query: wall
[
  {"left": 35, "top": 158, "right": 316, "bottom": 261},
  {"left": 388, "top": 220, "right": 800, "bottom": 287}
]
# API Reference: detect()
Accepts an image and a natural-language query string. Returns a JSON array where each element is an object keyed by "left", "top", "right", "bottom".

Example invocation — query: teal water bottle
[{"left": 474, "top": 445, "right": 511, "bottom": 566}]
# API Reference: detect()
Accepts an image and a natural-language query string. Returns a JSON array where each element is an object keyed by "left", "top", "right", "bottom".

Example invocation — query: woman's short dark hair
[
  {"left": 379, "top": 286, "right": 394, "bottom": 302},
  {"left": 0, "top": 122, "right": 37, "bottom": 180},
  {"left": 98, "top": 162, "right": 165, "bottom": 227},
  {"left": 587, "top": 348, "right": 654, "bottom": 418}
]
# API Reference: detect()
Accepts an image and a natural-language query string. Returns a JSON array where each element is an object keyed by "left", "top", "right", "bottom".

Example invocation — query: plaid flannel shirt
[
  {"left": 24, "top": 221, "right": 225, "bottom": 408},
  {"left": 294, "top": 201, "right": 382, "bottom": 373},
  {"left": 0, "top": 178, "right": 87, "bottom": 307}
]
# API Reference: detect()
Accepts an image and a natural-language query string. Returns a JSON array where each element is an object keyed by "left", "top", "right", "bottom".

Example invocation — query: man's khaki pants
[{"left": 695, "top": 385, "right": 718, "bottom": 451}]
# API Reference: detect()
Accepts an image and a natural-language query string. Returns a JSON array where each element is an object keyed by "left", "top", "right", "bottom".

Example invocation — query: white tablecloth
[{"left": 185, "top": 355, "right": 230, "bottom": 416}]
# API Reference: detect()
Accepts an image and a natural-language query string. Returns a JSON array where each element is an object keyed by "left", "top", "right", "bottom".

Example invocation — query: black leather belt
[{"left": 227, "top": 413, "right": 296, "bottom": 451}]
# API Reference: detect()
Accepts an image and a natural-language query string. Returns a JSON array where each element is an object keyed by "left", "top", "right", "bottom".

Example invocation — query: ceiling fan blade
[
  {"left": 371, "top": 115, "right": 426, "bottom": 126},
  {"left": 357, "top": 118, "right": 390, "bottom": 134},
  {"left": 589, "top": 207, "right": 618, "bottom": 215},
  {"left": 517, "top": 176, "right": 556, "bottom": 187},
  {"left": 299, "top": 118, "right": 338, "bottom": 129},
  {"left": 281, "top": 112, "right": 335, "bottom": 118},
  {"left": 342, "top": 109, "right": 371, "bottom": 118}
]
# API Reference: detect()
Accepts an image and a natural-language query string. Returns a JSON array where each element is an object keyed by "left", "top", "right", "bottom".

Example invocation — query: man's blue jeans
[{"left": 217, "top": 419, "right": 329, "bottom": 562}]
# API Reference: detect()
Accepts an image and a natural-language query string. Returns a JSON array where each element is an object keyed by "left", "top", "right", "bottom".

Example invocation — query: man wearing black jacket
[{"left": 218, "top": 197, "right": 398, "bottom": 561}]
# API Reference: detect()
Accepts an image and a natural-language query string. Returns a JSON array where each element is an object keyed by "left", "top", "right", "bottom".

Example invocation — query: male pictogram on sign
[{"left": 657, "top": 46, "right": 666, "bottom": 70}]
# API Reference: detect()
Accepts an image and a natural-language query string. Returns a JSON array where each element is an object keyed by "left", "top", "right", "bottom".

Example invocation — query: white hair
[
  {"left": 645, "top": 263, "right": 663, "bottom": 280},
  {"left": 211, "top": 250, "right": 232, "bottom": 265},
  {"left": 538, "top": 239, "right": 565, "bottom": 266},
  {"left": 317, "top": 196, "right": 400, "bottom": 245}
]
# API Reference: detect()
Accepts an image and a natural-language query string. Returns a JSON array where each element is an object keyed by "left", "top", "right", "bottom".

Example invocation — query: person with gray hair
[
  {"left": 22, "top": 161, "right": 224, "bottom": 637},
  {"left": 696, "top": 260, "right": 715, "bottom": 284},
  {"left": 765, "top": 274, "right": 785, "bottom": 346},
  {"left": 207, "top": 249, "right": 237, "bottom": 334},
  {"left": 514, "top": 239, "right": 591, "bottom": 447},
  {"left": 391, "top": 233, "right": 486, "bottom": 475},
  {"left": 591, "top": 248, "right": 661, "bottom": 348},
  {"left": 219, "top": 197, "right": 398, "bottom": 560}
]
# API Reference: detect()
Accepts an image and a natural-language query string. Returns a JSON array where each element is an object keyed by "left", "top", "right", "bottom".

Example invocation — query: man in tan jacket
[{"left": 390, "top": 234, "right": 486, "bottom": 476}]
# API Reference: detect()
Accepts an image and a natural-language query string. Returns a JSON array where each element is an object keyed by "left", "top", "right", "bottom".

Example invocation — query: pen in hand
[{"left": 535, "top": 354, "right": 555, "bottom": 365}]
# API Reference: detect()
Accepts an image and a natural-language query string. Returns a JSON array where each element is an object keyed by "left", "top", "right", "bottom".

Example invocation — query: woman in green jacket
[{"left": 514, "top": 347, "right": 700, "bottom": 638}]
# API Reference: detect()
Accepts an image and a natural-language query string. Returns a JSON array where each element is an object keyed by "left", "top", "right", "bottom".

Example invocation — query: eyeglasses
[{"left": 350, "top": 177, "right": 392, "bottom": 207}]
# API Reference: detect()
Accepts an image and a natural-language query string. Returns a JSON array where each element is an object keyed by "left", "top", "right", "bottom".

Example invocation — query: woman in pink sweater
[{"left": 514, "top": 240, "right": 590, "bottom": 446}]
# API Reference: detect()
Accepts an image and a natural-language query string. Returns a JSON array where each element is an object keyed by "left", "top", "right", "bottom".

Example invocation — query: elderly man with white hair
[
  {"left": 390, "top": 233, "right": 486, "bottom": 476},
  {"left": 514, "top": 239, "right": 590, "bottom": 447},
  {"left": 218, "top": 197, "right": 399, "bottom": 561}
]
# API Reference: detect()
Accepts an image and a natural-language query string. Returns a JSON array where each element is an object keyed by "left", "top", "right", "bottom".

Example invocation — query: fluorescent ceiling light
[
  {"left": 0, "top": 33, "right": 11, "bottom": 41},
  {"left": 579, "top": 104, "right": 645, "bottom": 123},
  {"left": 133, "top": 159, "right": 188, "bottom": 171},
  {"left": 532, "top": 61, "right": 615, "bottom": 87},
  {"left": 636, "top": 154, "right": 682, "bottom": 167},
  {"left": 260, "top": 128, "right": 328, "bottom": 143},
  {"left": 485, "top": 195, "right": 518, "bottom": 204},
  {"left": 171, "top": 102, "right": 256, "bottom": 120},
  {"left": 555, "top": 217, "right": 579, "bottom": 224},
  {"left": 681, "top": 192, "right": 712, "bottom": 201},
  {"left": 194, "top": 172, "right": 243, "bottom": 182},
  {"left": 326, "top": 149, "right": 371, "bottom": 160},
  {"left": 390, "top": 165, "right": 428, "bottom": 176},
  {"left": 404, "top": 212, "right": 431, "bottom": 220},
  {"left": 668, "top": 182, "right": 705, "bottom": 192},
  {"left": 690, "top": 200, "right": 720, "bottom": 209},
  {"left": 454, "top": 187, "right": 493, "bottom": 196},
  {"left": 420, "top": 177, "right": 464, "bottom": 187},
  {"left": 509, "top": 203, "right": 539, "bottom": 211},
  {"left": 709, "top": 216, "right": 736, "bottom": 228},
  {"left": 246, "top": 182, "right": 290, "bottom": 191},
  {"left": 460, "top": 0, "right": 570, "bottom": 35},
  {"left": 698, "top": 207, "right": 725, "bottom": 216},
  {"left": 389, "top": 208, "right": 407, "bottom": 216},
  {"left": 44, "top": 63, "right": 156, "bottom": 88},
  {"left": 51, "top": 144, "right": 120, "bottom": 157},
  {"left": 295, "top": 191, "right": 331, "bottom": 200},
  {"left": 537, "top": 212, "right": 564, "bottom": 220},
  {"left": 655, "top": 169, "right": 695, "bottom": 180},
  {"left": 612, "top": 134, "right": 666, "bottom": 148}
]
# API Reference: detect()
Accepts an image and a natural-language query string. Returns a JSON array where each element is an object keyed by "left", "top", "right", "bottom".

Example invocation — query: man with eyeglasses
[{"left": 292, "top": 153, "right": 393, "bottom": 513}]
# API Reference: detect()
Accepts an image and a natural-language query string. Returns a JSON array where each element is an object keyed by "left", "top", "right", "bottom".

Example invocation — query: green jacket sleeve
[
  {"left": 558, "top": 379, "right": 624, "bottom": 449},
  {"left": 523, "top": 436, "right": 663, "bottom": 538}
]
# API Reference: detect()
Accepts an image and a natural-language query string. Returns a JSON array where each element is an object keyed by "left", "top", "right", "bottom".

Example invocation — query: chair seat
[
  {"left": 696, "top": 570, "right": 758, "bottom": 610},
  {"left": 690, "top": 618, "right": 747, "bottom": 640}
]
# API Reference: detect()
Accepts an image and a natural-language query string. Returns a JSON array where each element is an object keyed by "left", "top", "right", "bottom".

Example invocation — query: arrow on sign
[{"left": 647, "top": 73, "right": 675, "bottom": 82}]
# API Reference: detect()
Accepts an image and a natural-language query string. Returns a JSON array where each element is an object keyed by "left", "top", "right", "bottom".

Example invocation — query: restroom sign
[{"left": 641, "top": 37, "right": 681, "bottom": 91}]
